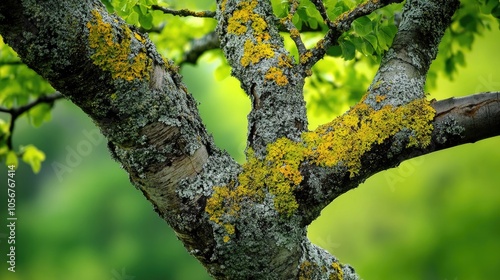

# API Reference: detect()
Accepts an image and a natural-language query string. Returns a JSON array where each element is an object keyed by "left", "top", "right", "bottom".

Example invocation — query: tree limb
[
  {"left": 179, "top": 31, "right": 220, "bottom": 66},
  {"left": 366, "top": 0, "right": 460, "bottom": 107},
  {"left": 216, "top": 0, "right": 308, "bottom": 156}
]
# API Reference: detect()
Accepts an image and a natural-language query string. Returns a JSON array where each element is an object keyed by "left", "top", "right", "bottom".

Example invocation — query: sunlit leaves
[
  {"left": 21, "top": 145, "right": 46, "bottom": 173},
  {"left": 304, "top": 55, "right": 374, "bottom": 124},
  {"left": 0, "top": 37, "right": 55, "bottom": 172},
  {"left": 343, "top": 4, "right": 400, "bottom": 62},
  {"left": 426, "top": 0, "right": 495, "bottom": 87},
  {"left": 28, "top": 103, "right": 53, "bottom": 127},
  {"left": 5, "top": 150, "right": 18, "bottom": 168},
  {"left": 106, "top": 0, "right": 158, "bottom": 29}
]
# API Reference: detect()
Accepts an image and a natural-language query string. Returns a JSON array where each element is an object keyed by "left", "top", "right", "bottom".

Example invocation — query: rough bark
[{"left": 0, "top": 0, "right": 499, "bottom": 279}]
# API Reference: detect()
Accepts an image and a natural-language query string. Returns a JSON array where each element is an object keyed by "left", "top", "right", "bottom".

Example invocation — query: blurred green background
[{"left": 1, "top": 3, "right": 500, "bottom": 280}]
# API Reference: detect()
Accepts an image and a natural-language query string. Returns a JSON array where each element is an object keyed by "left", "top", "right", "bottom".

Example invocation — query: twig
[
  {"left": 0, "top": 92, "right": 64, "bottom": 149},
  {"left": 0, "top": 60, "right": 23, "bottom": 66},
  {"left": 303, "top": 0, "right": 404, "bottom": 70},
  {"left": 310, "top": 0, "right": 334, "bottom": 29},
  {"left": 180, "top": 32, "right": 220, "bottom": 66},
  {"left": 152, "top": 5, "right": 215, "bottom": 18},
  {"left": 281, "top": 0, "right": 307, "bottom": 56}
]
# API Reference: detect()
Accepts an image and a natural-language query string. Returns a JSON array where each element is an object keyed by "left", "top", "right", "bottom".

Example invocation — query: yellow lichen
[
  {"left": 375, "top": 94, "right": 386, "bottom": 103},
  {"left": 221, "top": 0, "right": 228, "bottom": 12},
  {"left": 206, "top": 98, "right": 435, "bottom": 237},
  {"left": 290, "top": 28, "right": 301, "bottom": 39},
  {"left": 240, "top": 40, "right": 274, "bottom": 67},
  {"left": 278, "top": 54, "right": 294, "bottom": 68},
  {"left": 227, "top": 0, "right": 265, "bottom": 36},
  {"left": 300, "top": 51, "right": 313, "bottom": 64},
  {"left": 265, "top": 67, "right": 289, "bottom": 86},
  {"left": 298, "top": 261, "right": 316, "bottom": 280},
  {"left": 330, "top": 262, "right": 344, "bottom": 280},
  {"left": 86, "top": 9, "right": 152, "bottom": 81},
  {"left": 304, "top": 98, "right": 435, "bottom": 175}
]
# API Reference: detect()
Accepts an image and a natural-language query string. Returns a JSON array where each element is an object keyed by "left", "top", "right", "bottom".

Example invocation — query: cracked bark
[{"left": 0, "top": 0, "right": 499, "bottom": 279}]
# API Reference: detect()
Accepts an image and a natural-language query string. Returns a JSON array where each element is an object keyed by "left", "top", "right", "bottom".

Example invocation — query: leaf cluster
[{"left": 0, "top": 37, "right": 53, "bottom": 173}]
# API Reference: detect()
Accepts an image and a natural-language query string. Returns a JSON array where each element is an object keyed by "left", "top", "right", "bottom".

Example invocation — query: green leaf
[
  {"left": 6, "top": 150, "right": 18, "bottom": 168},
  {"left": 326, "top": 45, "right": 342, "bottom": 57},
  {"left": 0, "top": 119, "right": 9, "bottom": 138},
  {"left": 127, "top": 11, "right": 140, "bottom": 25},
  {"left": 459, "top": 14, "right": 479, "bottom": 32},
  {"left": 28, "top": 103, "right": 52, "bottom": 127},
  {"left": 378, "top": 25, "right": 397, "bottom": 49},
  {"left": 363, "top": 34, "right": 378, "bottom": 50},
  {"left": 353, "top": 16, "right": 372, "bottom": 37},
  {"left": 340, "top": 40, "right": 356, "bottom": 60},
  {"left": 455, "top": 51, "right": 466, "bottom": 66},
  {"left": 21, "top": 145, "right": 46, "bottom": 173},
  {"left": 139, "top": 12, "right": 154, "bottom": 29},
  {"left": 492, "top": 5, "right": 500, "bottom": 19}
]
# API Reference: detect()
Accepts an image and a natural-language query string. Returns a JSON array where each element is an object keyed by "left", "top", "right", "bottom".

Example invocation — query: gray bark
[{"left": 0, "top": 0, "right": 499, "bottom": 279}]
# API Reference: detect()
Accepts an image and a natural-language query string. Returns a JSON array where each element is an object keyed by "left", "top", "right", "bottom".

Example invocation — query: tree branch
[
  {"left": 0, "top": 60, "right": 23, "bottom": 66},
  {"left": 365, "top": 0, "right": 460, "bottom": 107},
  {"left": 151, "top": 5, "right": 215, "bottom": 18},
  {"left": 280, "top": 0, "right": 307, "bottom": 55},
  {"left": 432, "top": 92, "right": 500, "bottom": 146},
  {"left": 179, "top": 31, "right": 220, "bottom": 66},
  {"left": 295, "top": 92, "right": 500, "bottom": 225},
  {"left": 216, "top": 0, "right": 308, "bottom": 156},
  {"left": 297, "top": 0, "right": 461, "bottom": 223}
]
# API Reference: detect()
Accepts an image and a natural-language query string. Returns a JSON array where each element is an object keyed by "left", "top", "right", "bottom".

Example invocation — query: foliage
[{"left": 0, "top": 37, "right": 53, "bottom": 173}]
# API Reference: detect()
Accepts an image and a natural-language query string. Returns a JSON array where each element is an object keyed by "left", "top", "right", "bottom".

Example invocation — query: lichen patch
[
  {"left": 86, "top": 9, "right": 152, "bottom": 81},
  {"left": 206, "top": 98, "right": 435, "bottom": 239}
]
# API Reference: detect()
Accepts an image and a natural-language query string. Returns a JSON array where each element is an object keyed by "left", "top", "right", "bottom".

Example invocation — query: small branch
[
  {"left": 297, "top": 92, "right": 500, "bottom": 225},
  {"left": 281, "top": 0, "right": 307, "bottom": 56},
  {"left": 304, "top": 0, "right": 404, "bottom": 70},
  {"left": 366, "top": 0, "right": 460, "bottom": 107},
  {"left": 309, "top": 0, "right": 334, "bottom": 29},
  {"left": 180, "top": 32, "right": 220, "bottom": 66},
  {"left": 432, "top": 92, "right": 500, "bottom": 146},
  {"left": 152, "top": 5, "right": 215, "bottom": 18},
  {"left": 0, "top": 91, "right": 64, "bottom": 116},
  {"left": 139, "top": 23, "right": 165, "bottom": 34},
  {"left": 0, "top": 92, "right": 64, "bottom": 149},
  {"left": 0, "top": 60, "right": 23, "bottom": 66}
]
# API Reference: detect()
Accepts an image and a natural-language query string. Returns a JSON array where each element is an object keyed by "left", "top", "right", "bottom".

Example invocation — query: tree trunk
[{"left": 0, "top": 0, "right": 499, "bottom": 279}]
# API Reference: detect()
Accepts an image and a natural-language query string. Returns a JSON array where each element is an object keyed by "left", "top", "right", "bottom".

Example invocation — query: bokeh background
[{"left": 0, "top": 2, "right": 499, "bottom": 280}]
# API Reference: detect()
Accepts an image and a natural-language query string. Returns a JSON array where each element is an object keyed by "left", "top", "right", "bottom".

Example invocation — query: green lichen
[
  {"left": 206, "top": 98, "right": 435, "bottom": 239},
  {"left": 86, "top": 9, "right": 152, "bottom": 81}
]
